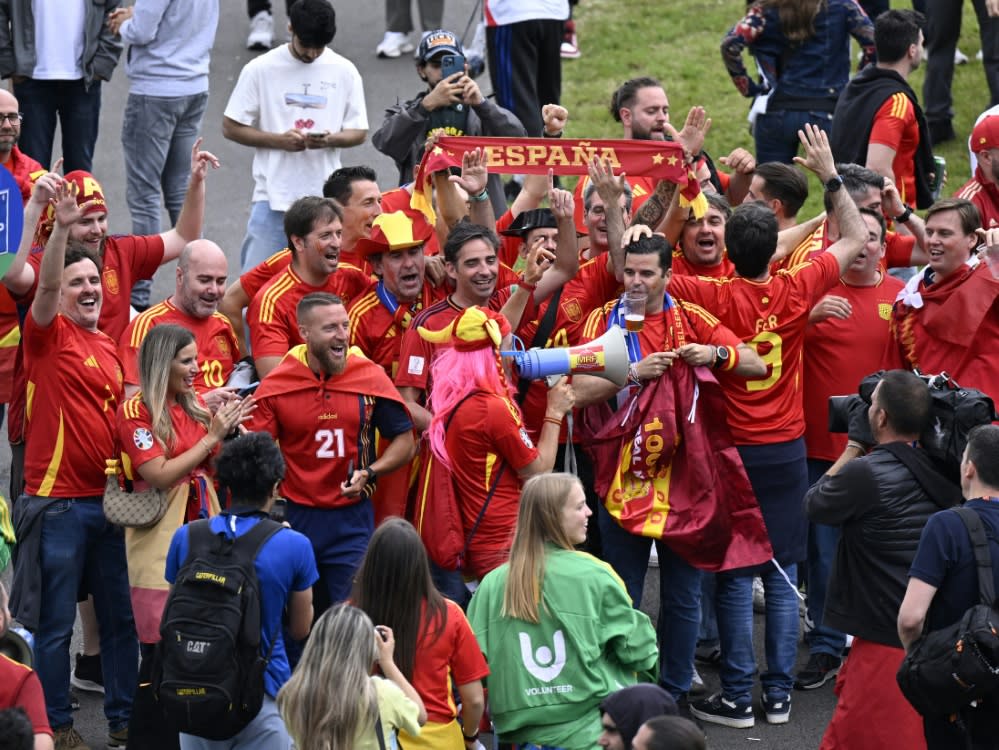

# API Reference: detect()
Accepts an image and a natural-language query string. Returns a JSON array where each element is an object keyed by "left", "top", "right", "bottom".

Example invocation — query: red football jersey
[
  {"left": 407, "top": 599, "right": 489, "bottom": 724},
  {"left": 241, "top": 249, "right": 291, "bottom": 302},
  {"left": 347, "top": 281, "right": 444, "bottom": 377},
  {"left": 23, "top": 312, "right": 123, "bottom": 496},
  {"left": 248, "top": 264, "right": 373, "bottom": 359},
  {"left": 117, "top": 394, "right": 213, "bottom": 481},
  {"left": 781, "top": 222, "right": 913, "bottom": 272},
  {"left": 668, "top": 252, "right": 841, "bottom": 444},
  {"left": 869, "top": 93, "right": 920, "bottom": 207},
  {"left": 672, "top": 249, "right": 736, "bottom": 279},
  {"left": 445, "top": 391, "right": 538, "bottom": 577},
  {"left": 249, "top": 347, "right": 408, "bottom": 508},
  {"left": 120, "top": 300, "right": 240, "bottom": 390},
  {"left": 0, "top": 655, "right": 51, "bottom": 738},
  {"left": 802, "top": 274, "right": 904, "bottom": 462}
]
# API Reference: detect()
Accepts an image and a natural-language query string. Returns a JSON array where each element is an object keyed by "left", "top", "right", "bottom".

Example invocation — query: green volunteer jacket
[{"left": 467, "top": 546, "right": 659, "bottom": 750}]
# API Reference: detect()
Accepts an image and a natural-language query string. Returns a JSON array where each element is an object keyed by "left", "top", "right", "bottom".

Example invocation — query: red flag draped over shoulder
[
  {"left": 411, "top": 136, "right": 706, "bottom": 223},
  {"left": 580, "top": 363, "right": 773, "bottom": 572}
]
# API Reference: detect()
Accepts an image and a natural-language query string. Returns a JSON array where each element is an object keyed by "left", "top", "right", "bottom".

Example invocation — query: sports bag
[
  {"left": 412, "top": 393, "right": 505, "bottom": 571},
  {"left": 154, "top": 515, "right": 282, "bottom": 739},
  {"left": 897, "top": 507, "right": 999, "bottom": 717}
]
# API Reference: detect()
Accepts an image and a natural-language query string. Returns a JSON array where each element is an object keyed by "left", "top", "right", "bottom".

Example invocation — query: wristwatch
[
  {"left": 364, "top": 466, "right": 378, "bottom": 482},
  {"left": 713, "top": 345, "right": 730, "bottom": 370},
  {"left": 824, "top": 175, "right": 844, "bottom": 193},
  {"left": 895, "top": 205, "right": 914, "bottom": 224}
]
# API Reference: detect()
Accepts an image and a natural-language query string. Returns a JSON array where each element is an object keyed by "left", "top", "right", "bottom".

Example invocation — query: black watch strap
[
  {"left": 895, "top": 205, "right": 914, "bottom": 223},
  {"left": 824, "top": 175, "right": 844, "bottom": 192}
]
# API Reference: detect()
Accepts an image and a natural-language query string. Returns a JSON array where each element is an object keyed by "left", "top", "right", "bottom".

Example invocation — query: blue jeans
[
  {"left": 716, "top": 563, "right": 799, "bottom": 703},
  {"left": 121, "top": 91, "right": 209, "bottom": 309},
  {"left": 32, "top": 496, "right": 138, "bottom": 731},
  {"left": 430, "top": 560, "right": 471, "bottom": 609},
  {"left": 598, "top": 505, "right": 702, "bottom": 698},
  {"left": 180, "top": 696, "right": 290, "bottom": 750},
  {"left": 804, "top": 458, "right": 847, "bottom": 658},
  {"left": 240, "top": 201, "right": 287, "bottom": 273},
  {"left": 753, "top": 108, "right": 833, "bottom": 165},
  {"left": 13, "top": 78, "right": 102, "bottom": 173},
  {"left": 698, "top": 573, "right": 719, "bottom": 645}
]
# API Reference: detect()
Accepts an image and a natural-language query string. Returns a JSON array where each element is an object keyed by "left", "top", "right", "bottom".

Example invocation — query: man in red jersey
[
  {"left": 321, "top": 165, "right": 383, "bottom": 269},
  {"left": 248, "top": 292, "right": 415, "bottom": 612},
  {"left": 10, "top": 181, "right": 137, "bottom": 748},
  {"left": 956, "top": 115, "right": 999, "bottom": 230},
  {"left": 247, "top": 197, "right": 372, "bottom": 378},
  {"left": 571, "top": 232, "right": 764, "bottom": 702},
  {"left": 660, "top": 125, "right": 867, "bottom": 729},
  {"left": 348, "top": 211, "right": 441, "bottom": 377},
  {"left": 745, "top": 162, "right": 809, "bottom": 232},
  {"left": 794, "top": 209, "right": 905, "bottom": 692},
  {"left": 671, "top": 194, "right": 736, "bottom": 279},
  {"left": 888, "top": 198, "right": 999, "bottom": 401},
  {"left": 120, "top": 239, "right": 239, "bottom": 402}
]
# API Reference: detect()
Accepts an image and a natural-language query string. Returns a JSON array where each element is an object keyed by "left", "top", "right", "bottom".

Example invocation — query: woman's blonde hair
[
  {"left": 502, "top": 473, "right": 582, "bottom": 623},
  {"left": 137, "top": 324, "right": 210, "bottom": 451},
  {"left": 277, "top": 603, "right": 379, "bottom": 750},
  {"left": 761, "top": 0, "right": 825, "bottom": 43}
]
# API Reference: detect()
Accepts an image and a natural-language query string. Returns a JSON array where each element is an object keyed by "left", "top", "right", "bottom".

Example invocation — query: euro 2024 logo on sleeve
[
  {"left": 0, "top": 165, "right": 24, "bottom": 277},
  {"left": 519, "top": 630, "right": 567, "bottom": 682}
]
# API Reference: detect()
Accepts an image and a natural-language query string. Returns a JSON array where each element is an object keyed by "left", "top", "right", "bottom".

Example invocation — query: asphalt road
[{"left": 27, "top": 0, "right": 838, "bottom": 746}]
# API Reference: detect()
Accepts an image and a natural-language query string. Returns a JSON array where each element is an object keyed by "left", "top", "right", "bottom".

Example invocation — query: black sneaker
[
  {"left": 793, "top": 652, "right": 841, "bottom": 691},
  {"left": 762, "top": 692, "right": 791, "bottom": 724},
  {"left": 694, "top": 641, "right": 721, "bottom": 666},
  {"left": 70, "top": 653, "right": 104, "bottom": 694},
  {"left": 690, "top": 693, "right": 754, "bottom": 728}
]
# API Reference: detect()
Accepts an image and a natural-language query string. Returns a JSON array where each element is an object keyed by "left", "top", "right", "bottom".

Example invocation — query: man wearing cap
[
  {"left": 598, "top": 684, "right": 678, "bottom": 750},
  {"left": 347, "top": 211, "right": 442, "bottom": 377},
  {"left": 119, "top": 239, "right": 239, "bottom": 401},
  {"left": 372, "top": 28, "right": 525, "bottom": 218},
  {"left": 956, "top": 115, "right": 999, "bottom": 229},
  {"left": 247, "top": 196, "right": 372, "bottom": 379},
  {"left": 419, "top": 305, "right": 574, "bottom": 585},
  {"left": 248, "top": 291, "right": 415, "bottom": 612},
  {"left": 223, "top": 0, "right": 368, "bottom": 273}
]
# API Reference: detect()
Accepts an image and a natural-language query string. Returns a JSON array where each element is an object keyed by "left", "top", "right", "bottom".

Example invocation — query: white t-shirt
[
  {"left": 224, "top": 45, "right": 368, "bottom": 211},
  {"left": 484, "top": 0, "right": 569, "bottom": 26},
  {"left": 32, "top": 0, "right": 85, "bottom": 79}
]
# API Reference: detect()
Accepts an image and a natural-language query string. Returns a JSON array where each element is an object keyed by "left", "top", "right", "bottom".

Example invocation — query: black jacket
[
  {"left": 830, "top": 66, "right": 936, "bottom": 208},
  {"left": 805, "top": 442, "right": 961, "bottom": 647}
]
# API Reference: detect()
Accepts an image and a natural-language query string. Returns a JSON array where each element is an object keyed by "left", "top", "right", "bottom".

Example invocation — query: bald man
[
  {"left": 119, "top": 239, "right": 240, "bottom": 404},
  {"left": 0, "top": 89, "right": 44, "bottom": 203}
]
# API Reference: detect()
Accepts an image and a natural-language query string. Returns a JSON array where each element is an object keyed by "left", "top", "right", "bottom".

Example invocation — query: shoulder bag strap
[
  {"left": 954, "top": 507, "right": 997, "bottom": 607},
  {"left": 515, "top": 287, "right": 565, "bottom": 406}
]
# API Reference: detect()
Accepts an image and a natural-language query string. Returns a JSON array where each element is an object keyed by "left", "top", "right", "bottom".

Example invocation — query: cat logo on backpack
[{"left": 153, "top": 518, "right": 283, "bottom": 741}]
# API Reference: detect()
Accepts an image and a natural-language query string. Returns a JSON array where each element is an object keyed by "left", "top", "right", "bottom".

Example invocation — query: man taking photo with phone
[{"left": 372, "top": 28, "right": 525, "bottom": 218}]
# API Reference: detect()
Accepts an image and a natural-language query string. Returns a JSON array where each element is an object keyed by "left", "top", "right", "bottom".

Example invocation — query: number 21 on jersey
[{"left": 315, "top": 428, "right": 345, "bottom": 458}]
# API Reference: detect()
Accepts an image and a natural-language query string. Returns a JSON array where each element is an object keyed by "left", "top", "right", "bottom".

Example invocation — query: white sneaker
[
  {"left": 956, "top": 47, "right": 969, "bottom": 65},
  {"left": 247, "top": 11, "right": 273, "bottom": 51},
  {"left": 376, "top": 31, "right": 414, "bottom": 59},
  {"left": 978, "top": 49, "right": 985, "bottom": 61}
]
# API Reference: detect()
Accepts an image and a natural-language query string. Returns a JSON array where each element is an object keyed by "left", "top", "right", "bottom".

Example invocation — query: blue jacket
[{"left": 722, "top": 0, "right": 875, "bottom": 111}]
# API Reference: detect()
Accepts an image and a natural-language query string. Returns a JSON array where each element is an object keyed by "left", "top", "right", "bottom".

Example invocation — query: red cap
[{"left": 971, "top": 116, "right": 999, "bottom": 153}]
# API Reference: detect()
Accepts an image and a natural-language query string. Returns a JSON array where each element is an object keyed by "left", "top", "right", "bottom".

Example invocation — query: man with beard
[
  {"left": 119, "top": 239, "right": 239, "bottom": 401},
  {"left": 956, "top": 115, "right": 999, "bottom": 229},
  {"left": 247, "top": 196, "right": 371, "bottom": 378},
  {"left": 248, "top": 292, "right": 415, "bottom": 612},
  {"left": 830, "top": 9, "right": 935, "bottom": 210},
  {"left": 0, "top": 89, "right": 43, "bottom": 203},
  {"left": 11, "top": 180, "right": 137, "bottom": 750}
]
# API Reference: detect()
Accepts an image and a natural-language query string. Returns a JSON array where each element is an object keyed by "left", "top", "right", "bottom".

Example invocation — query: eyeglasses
[{"left": 0, "top": 113, "right": 22, "bottom": 125}]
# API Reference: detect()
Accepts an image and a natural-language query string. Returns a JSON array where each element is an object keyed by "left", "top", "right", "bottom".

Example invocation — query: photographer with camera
[{"left": 805, "top": 370, "right": 961, "bottom": 749}]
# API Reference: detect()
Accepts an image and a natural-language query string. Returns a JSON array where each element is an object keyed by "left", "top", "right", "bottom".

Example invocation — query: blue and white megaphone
[{"left": 501, "top": 325, "right": 629, "bottom": 387}]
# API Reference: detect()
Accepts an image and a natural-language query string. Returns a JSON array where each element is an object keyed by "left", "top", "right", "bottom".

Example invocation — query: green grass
[{"left": 563, "top": 0, "right": 989, "bottom": 216}]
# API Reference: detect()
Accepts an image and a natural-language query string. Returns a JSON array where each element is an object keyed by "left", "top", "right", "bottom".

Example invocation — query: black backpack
[
  {"left": 897, "top": 508, "right": 999, "bottom": 717},
  {"left": 154, "top": 515, "right": 282, "bottom": 740}
]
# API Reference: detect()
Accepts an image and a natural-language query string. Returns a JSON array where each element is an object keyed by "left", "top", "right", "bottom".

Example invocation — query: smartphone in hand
[{"left": 440, "top": 54, "right": 465, "bottom": 80}]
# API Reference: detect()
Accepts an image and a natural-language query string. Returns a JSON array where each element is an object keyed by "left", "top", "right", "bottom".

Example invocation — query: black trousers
[{"left": 486, "top": 18, "right": 563, "bottom": 137}]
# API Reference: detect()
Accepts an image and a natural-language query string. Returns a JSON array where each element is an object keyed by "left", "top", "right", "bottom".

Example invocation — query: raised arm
[
  {"left": 33, "top": 182, "right": 83, "bottom": 328},
  {"left": 587, "top": 156, "right": 627, "bottom": 279},
  {"left": 161, "top": 138, "right": 220, "bottom": 263},
  {"left": 532, "top": 173, "right": 579, "bottom": 302},
  {"left": 3, "top": 170, "right": 61, "bottom": 296},
  {"left": 447, "top": 147, "right": 493, "bottom": 228},
  {"left": 794, "top": 125, "right": 866, "bottom": 274}
]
